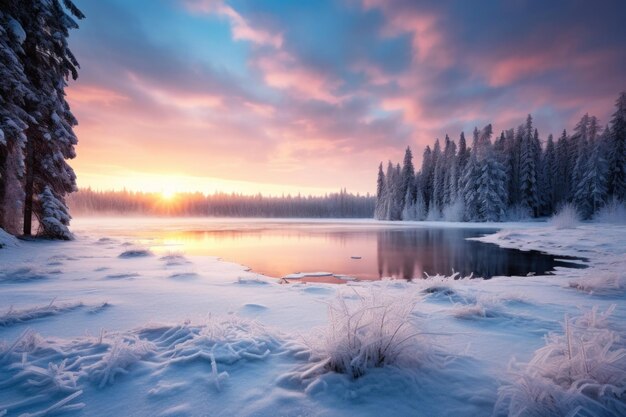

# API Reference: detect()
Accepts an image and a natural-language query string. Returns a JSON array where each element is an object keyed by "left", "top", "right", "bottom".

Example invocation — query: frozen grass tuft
[
  {"left": 303, "top": 286, "right": 426, "bottom": 379},
  {"left": 550, "top": 203, "right": 580, "bottom": 229},
  {"left": 0, "top": 266, "right": 50, "bottom": 283},
  {"left": 569, "top": 272, "right": 626, "bottom": 295},
  {"left": 0, "top": 315, "right": 281, "bottom": 415},
  {"left": 118, "top": 248, "right": 153, "bottom": 258},
  {"left": 159, "top": 252, "right": 188, "bottom": 266},
  {"left": 84, "top": 335, "right": 155, "bottom": 387},
  {"left": 494, "top": 307, "right": 626, "bottom": 417},
  {"left": 594, "top": 198, "right": 626, "bottom": 224},
  {"left": 0, "top": 299, "right": 84, "bottom": 327},
  {"left": 442, "top": 201, "right": 464, "bottom": 222}
]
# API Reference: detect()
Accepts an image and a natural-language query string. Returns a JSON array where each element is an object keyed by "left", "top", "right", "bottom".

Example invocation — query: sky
[{"left": 66, "top": 0, "right": 626, "bottom": 196}]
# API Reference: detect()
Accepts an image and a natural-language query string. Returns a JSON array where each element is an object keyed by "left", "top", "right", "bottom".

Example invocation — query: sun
[{"left": 161, "top": 190, "right": 176, "bottom": 200}]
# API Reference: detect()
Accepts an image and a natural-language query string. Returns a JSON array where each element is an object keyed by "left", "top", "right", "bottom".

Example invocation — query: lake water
[{"left": 74, "top": 218, "right": 586, "bottom": 281}]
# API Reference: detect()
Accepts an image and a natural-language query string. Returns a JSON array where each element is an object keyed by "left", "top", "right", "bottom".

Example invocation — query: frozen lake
[{"left": 72, "top": 218, "right": 585, "bottom": 280}]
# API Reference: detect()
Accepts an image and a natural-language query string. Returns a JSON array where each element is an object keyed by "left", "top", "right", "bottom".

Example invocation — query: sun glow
[{"left": 161, "top": 190, "right": 177, "bottom": 200}]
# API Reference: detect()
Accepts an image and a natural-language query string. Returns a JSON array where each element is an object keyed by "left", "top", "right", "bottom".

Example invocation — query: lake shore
[{"left": 0, "top": 219, "right": 624, "bottom": 416}]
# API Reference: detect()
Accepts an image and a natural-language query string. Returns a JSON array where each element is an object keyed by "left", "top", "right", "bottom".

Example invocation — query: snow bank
[
  {"left": 283, "top": 272, "right": 333, "bottom": 279},
  {"left": 0, "top": 315, "right": 283, "bottom": 415},
  {"left": 569, "top": 272, "right": 626, "bottom": 295},
  {"left": 0, "top": 228, "right": 18, "bottom": 248}
]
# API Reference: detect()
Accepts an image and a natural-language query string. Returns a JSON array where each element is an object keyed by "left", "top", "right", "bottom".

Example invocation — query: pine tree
[
  {"left": 374, "top": 162, "right": 385, "bottom": 219},
  {"left": 443, "top": 136, "right": 457, "bottom": 207},
  {"left": 461, "top": 128, "right": 481, "bottom": 221},
  {"left": 420, "top": 146, "right": 434, "bottom": 215},
  {"left": 400, "top": 146, "right": 415, "bottom": 211},
  {"left": 38, "top": 185, "right": 72, "bottom": 240},
  {"left": 0, "top": 6, "right": 32, "bottom": 234},
  {"left": 554, "top": 130, "right": 570, "bottom": 207},
  {"left": 571, "top": 114, "right": 591, "bottom": 214},
  {"left": 431, "top": 138, "right": 444, "bottom": 215},
  {"left": 477, "top": 142, "right": 508, "bottom": 222},
  {"left": 507, "top": 125, "right": 523, "bottom": 208},
  {"left": 542, "top": 134, "right": 557, "bottom": 214},
  {"left": 18, "top": 0, "right": 83, "bottom": 238},
  {"left": 607, "top": 92, "right": 626, "bottom": 200},
  {"left": 577, "top": 129, "right": 609, "bottom": 218},
  {"left": 392, "top": 163, "right": 403, "bottom": 220},
  {"left": 519, "top": 115, "right": 539, "bottom": 216}
]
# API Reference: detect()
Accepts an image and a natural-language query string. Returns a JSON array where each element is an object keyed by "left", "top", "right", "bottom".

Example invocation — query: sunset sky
[{"left": 67, "top": 0, "right": 626, "bottom": 196}]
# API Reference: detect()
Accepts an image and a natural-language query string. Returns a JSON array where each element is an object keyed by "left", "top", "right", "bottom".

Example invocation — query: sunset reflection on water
[{"left": 83, "top": 219, "right": 587, "bottom": 281}]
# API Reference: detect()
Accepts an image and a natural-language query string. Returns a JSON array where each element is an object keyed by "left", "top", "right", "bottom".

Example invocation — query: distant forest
[
  {"left": 375, "top": 92, "right": 626, "bottom": 222},
  {"left": 68, "top": 189, "right": 375, "bottom": 218}
]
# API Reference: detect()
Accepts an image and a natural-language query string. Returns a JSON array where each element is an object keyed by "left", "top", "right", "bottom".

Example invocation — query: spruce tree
[
  {"left": 461, "top": 129, "right": 481, "bottom": 221},
  {"left": 420, "top": 146, "right": 434, "bottom": 215},
  {"left": 519, "top": 115, "right": 539, "bottom": 216},
  {"left": 577, "top": 129, "right": 609, "bottom": 218},
  {"left": 374, "top": 162, "right": 385, "bottom": 219},
  {"left": 542, "top": 134, "right": 557, "bottom": 214},
  {"left": 18, "top": 0, "right": 83, "bottom": 238},
  {"left": 400, "top": 146, "right": 415, "bottom": 211},
  {"left": 477, "top": 142, "right": 508, "bottom": 221},
  {"left": 607, "top": 92, "right": 626, "bottom": 200},
  {"left": 443, "top": 136, "right": 457, "bottom": 207},
  {"left": 431, "top": 138, "right": 444, "bottom": 215}
]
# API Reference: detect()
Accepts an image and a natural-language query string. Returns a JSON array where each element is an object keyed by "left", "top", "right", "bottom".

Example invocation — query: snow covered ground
[{"left": 0, "top": 219, "right": 624, "bottom": 416}]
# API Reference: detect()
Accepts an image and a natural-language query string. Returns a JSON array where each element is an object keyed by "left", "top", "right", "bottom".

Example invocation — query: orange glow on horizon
[
  {"left": 74, "top": 170, "right": 352, "bottom": 197},
  {"left": 160, "top": 190, "right": 177, "bottom": 200}
]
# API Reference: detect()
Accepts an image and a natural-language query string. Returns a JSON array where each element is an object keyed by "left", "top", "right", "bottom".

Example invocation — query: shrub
[
  {"left": 304, "top": 287, "right": 425, "bottom": 379},
  {"left": 550, "top": 203, "right": 580, "bottom": 229},
  {"left": 494, "top": 307, "right": 626, "bottom": 416},
  {"left": 442, "top": 201, "right": 464, "bottom": 222},
  {"left": 594, "top": 198, "right": 626, "bottom": 224}
]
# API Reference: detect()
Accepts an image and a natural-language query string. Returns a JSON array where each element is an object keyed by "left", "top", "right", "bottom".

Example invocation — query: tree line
[
  {"left": 0, "top": 0, "right": 83, "bottom": 239},
  {"left": 68, "top": 188, "right": 375, "bottom": 218},
  {"left": 375, "top": 93, "right": 626, "bottom": 222}
]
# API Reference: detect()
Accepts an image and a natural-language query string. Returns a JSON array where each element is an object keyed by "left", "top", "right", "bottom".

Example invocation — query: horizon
[
  {"left": 67, "top": 0, "right": 626, "bottom": 196},
  {"left": 71, "top": 186, "right": 373, "bottom": 198}
]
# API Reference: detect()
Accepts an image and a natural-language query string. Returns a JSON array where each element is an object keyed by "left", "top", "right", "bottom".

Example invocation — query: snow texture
[
  {"left": 0, "top": 218, "right": 624, "bottom": 416},
  {"left": 7, "top": 18, "right": 26, "bottom": 44},
  {"left": 0, "top": 229, "right": 18, "bottom": 248}
]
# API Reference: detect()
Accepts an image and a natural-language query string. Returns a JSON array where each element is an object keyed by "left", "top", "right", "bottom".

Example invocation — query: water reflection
[
  {"left": 125, "top": 223, "right": 586, "bottom": 280},
  {"left": 376, "top": 229, "right": 584, "bottom": 279}
]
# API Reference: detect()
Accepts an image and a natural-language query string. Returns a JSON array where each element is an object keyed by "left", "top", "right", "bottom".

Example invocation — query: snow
[
  {"left": 283, "top": 272, "right": 333, "bottom": 279},
  {"left": 0, "top": 218, "right": 624, "bottom": 416},
  {"left": 7, "top": 18, "right": 26, "bottom": 44},
  {"left": 0, "top": 229, "right": 18, "bottom": 248}
]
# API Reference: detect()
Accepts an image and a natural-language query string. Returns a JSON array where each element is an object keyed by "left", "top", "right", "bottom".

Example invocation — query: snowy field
[{"left": 0, "top": 219, "right": 625, "bottom": 416}]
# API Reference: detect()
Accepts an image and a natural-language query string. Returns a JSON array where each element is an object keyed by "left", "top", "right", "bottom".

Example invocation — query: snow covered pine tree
[{"left": 0, "top": 0, "right": 83, "bottom": 239}]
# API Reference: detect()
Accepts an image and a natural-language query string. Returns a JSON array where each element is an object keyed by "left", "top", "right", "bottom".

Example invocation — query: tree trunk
[{"left": 23, "top": 136, "right": 34, "bottom": 236}]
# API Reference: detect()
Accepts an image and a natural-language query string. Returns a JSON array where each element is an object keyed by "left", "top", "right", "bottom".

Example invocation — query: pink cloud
[
  {"left": 254, "top": 52, "right": 341, "bottom": 103},
  {"left": 67, "top": 85, "right": 129, "bottom": 106},
  {"left": 183, "top": 0, "right": 282, "bottom": 47},
  {"left": 360, "top": 0, "right": 451, "bottom": 68}
]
